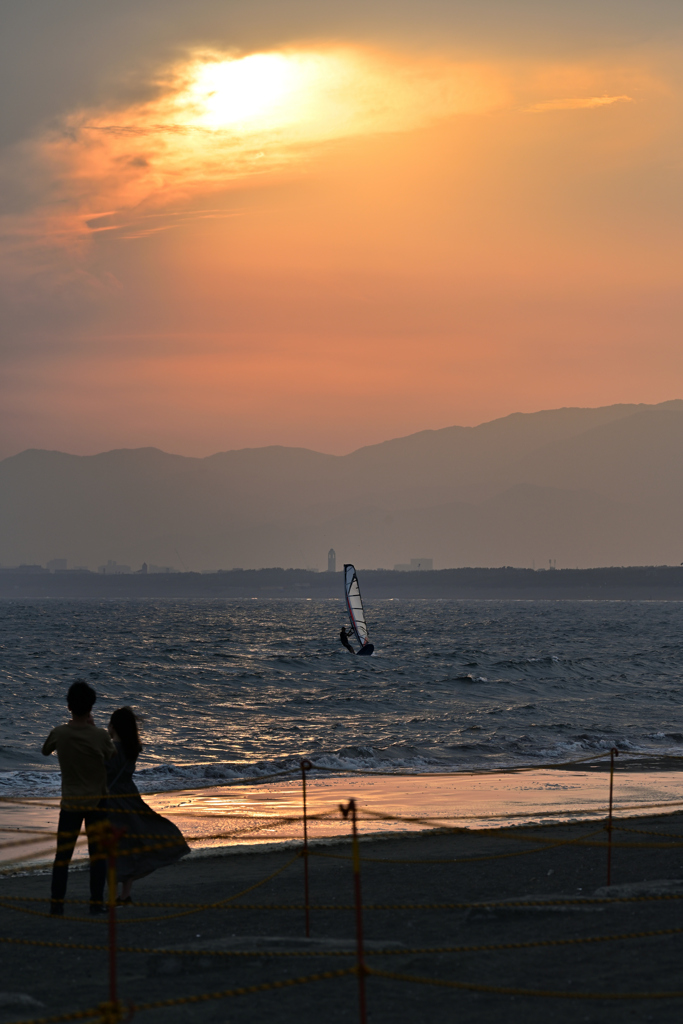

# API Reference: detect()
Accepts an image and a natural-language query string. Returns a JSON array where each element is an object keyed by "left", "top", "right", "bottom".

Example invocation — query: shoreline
[
  {"left": 4, "top": 749, "right": 683, "bottom": 793},
  {"left": 0, "top": 827, "right": 441, "bottom": 880},
  {"left": 3, "top": 764, "right": 683, "bottom": 876},
  {"left": 7, "top": 565, "right": 683, "bottom": 601}
]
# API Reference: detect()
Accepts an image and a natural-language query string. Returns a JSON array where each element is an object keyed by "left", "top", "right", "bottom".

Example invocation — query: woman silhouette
[{"left": 104, "top": 708, "right": 189, "bottom": 904}]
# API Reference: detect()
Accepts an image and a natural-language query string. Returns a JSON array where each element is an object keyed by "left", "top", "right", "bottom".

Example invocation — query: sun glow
[
  {"left": 175, "top": 48, "right": 509, "bottom": 140},
  {"left": 187, "top": 54, "right": 300, "bottom": 129}
]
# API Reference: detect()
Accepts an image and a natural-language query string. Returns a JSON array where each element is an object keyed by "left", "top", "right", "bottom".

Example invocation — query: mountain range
[{"left": 2, "top": 400, "right": 683, "bottom": 570}]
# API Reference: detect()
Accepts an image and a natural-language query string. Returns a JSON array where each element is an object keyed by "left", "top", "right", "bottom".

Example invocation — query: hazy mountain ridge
[{"left": 2, "top": 401, "right": 683, "bottom": 570}]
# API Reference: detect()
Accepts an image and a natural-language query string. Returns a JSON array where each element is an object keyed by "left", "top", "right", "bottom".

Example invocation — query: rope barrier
[
  {"left": 131, "top": 966, "right": 355, "bottom": 1012},
  {"left": 0, "top": 767, "right": 302, "bottom": 806},
  {"left": 615, "top": 825, "right": 683, "bottom": 839},
  {"left": 309, "top": 825, "right": 606, "bottom": 863},
  {"left": 3, "top": 921, "right": 683, "bottom": 958},
  {"left": 153, "top": 892, "right": 683, "bottom": 909},
  {"left": 307, "top": 750, "right": 618, "bottom": 775},
  {"left": 0, "top": 835, "right": 59, "bottom": 852},
  {"left": 0, "top": 812, "right": 338, "bottom": 871},
  {"left": 5, "top": 889, "right": 683, "bottom": 911},
  {"left": 8, "top": 807, "right": 683, "bottom": 870},
  {"left": 313, "top": 836, "right": 683, "bottom": 853},
  {"left": 355, "top": 797, "right": 683, "bottom": 825},
  {"left": 0, "top": 851, "right": 302, "bottom": 923},
  {"left": 6, "top": 963, "right": 683, "bottom": 1024},
  {"left": 3, "top": 969, "right": 355, "bottom": 1024},
  {"left": 0, "top": 1007, "right": 105, "bottom": 1024},
  {"left": 366, "top": 966, "right": 683, "bottom": 1000},
  {"left": 3, "top": 747, "right": 683, "bottom": 1022},
  {"left": 0, "top": 827, "right": 61, "bottom": 835},
  {"left": 3, "top": 827, "right": 683, "bottom": 882}
]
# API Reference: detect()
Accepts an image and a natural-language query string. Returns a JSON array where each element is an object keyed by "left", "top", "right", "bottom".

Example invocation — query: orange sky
[{"left": 2, "top": 6, "right": 683, "bottom": 457}]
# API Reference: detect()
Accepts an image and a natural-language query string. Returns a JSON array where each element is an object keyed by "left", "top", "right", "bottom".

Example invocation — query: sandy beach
[{"left": 2, "top": 771, "right": 683, "bottom": 1023}]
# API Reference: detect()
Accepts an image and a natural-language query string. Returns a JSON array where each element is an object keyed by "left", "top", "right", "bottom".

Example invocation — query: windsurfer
[{"left": 339, "top": 627, "right": 355, "bottom": 653}]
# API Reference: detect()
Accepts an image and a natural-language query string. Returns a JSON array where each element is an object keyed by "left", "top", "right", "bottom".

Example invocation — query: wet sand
[
  {"left": 3, "top": 764, "right": 683, "bottom": 869},
  {"left": 156, "top": 765, "right": 683, "bottom": 846},
  {"left": 2, "top": 800, "right": 683, "bottom": 1022}
]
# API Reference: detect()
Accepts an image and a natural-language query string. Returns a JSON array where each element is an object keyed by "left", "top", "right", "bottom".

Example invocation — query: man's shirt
[{"left": 42, "top": 724, "right": 116, "bottom": 807}]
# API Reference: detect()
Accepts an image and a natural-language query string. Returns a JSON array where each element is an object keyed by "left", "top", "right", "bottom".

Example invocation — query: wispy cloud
[{"left": 524, "top": 94, "right": 634, "bottom": 113}]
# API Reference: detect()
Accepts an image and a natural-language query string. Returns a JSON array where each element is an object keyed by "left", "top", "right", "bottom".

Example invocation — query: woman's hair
[{"left": 110, "top": 707, "right": 142, "bottom": 760}]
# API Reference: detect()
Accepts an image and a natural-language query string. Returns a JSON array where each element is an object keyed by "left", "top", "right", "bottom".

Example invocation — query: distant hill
[{"left": 2, "top": 400, "right": 683, "bottom": 570}]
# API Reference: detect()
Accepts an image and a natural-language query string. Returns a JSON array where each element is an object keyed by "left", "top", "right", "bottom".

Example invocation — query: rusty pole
[
  {"left": 300, "top": 759, "right": 312, "bottom": 937},
  {"left": 606, "top": 747, "right": 619, "bottom": 886},
  {"left": 341, "top": 799, "right": 367, "bottom": 1024}
]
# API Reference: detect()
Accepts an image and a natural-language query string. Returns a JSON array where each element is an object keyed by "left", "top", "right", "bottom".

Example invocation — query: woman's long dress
[{"left": 104, "top": 742, "right": 190, "bottom": 882}]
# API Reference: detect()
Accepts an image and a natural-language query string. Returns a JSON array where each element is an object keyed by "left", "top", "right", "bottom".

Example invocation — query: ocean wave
[
  {"left": 3, "top": 599, "right": 683, "bottom": 800},
  {"left": 3, "top": 734, "right": 683, "bottom": 799}
]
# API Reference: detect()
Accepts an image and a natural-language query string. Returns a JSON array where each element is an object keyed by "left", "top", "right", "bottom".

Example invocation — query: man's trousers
[{"left": 51, "top": 805, "right": 107, "bottom": 907}]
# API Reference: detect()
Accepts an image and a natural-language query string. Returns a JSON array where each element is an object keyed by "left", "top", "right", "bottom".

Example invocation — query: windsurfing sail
[{"left": 344, "top": 564, "right": 370, "bottom": 648}]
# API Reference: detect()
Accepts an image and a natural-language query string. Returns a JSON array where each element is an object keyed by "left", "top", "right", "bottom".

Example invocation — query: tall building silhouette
[{"left": 328, "top": 548, "right": 336, "bottom": 572}]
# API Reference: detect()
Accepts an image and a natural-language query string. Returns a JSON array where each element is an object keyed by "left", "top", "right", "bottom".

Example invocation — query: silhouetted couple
[{"left": 43, "top": 680, "right": 189, "bottom": 915}]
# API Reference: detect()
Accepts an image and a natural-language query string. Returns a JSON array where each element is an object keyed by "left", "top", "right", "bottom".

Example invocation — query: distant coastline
[
  {"left": 4, "top": 402, "right": 683, "bottom": 573},
  {"left": 4, "top": 566, "right": 683, "bottom": 600}
]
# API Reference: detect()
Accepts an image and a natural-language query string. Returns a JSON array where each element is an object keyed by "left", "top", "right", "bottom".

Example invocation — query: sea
[{"left": 1, "top": 598, "right": 683, "bottom": 800}]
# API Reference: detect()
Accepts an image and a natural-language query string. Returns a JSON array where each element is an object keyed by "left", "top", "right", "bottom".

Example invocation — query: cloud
[
  {"left": 0, "top": 42, "right": 665, "bottom": 304},
  {"left": 0, "top": 46, "right": 510, "bottom": 279},
  {"left": 524, "top": 94, "right": 634, "bottom": 113}
]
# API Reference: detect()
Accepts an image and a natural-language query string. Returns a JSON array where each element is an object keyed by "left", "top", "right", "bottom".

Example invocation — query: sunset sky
[{"left": 2, "top": 0, "right": 683, "bottom": 458}]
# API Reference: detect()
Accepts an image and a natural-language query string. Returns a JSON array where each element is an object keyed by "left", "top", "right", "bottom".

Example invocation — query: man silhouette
[
  {"left": 42, "top": 680, "right": 115, "bottom": 916},
  {"left": 339, "top": 627, "right": 355, "bottom": 653}
]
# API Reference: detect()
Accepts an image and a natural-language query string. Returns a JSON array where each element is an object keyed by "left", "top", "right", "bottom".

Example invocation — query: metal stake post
[
  {"left": 606, "top": 747, "right": 619, "bottom": 886},
  {"left": 341, "top": 799, "right": 367, "bottom": 1024},
  {"left": 300, "top": 759, "right": 312, "bottom": 937},
  {"left": 101, "top": 825, "right": 126, "bottom": 1021},
  {"left": 107, "top": 838, "right": 118, "bottom": 1008}
]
